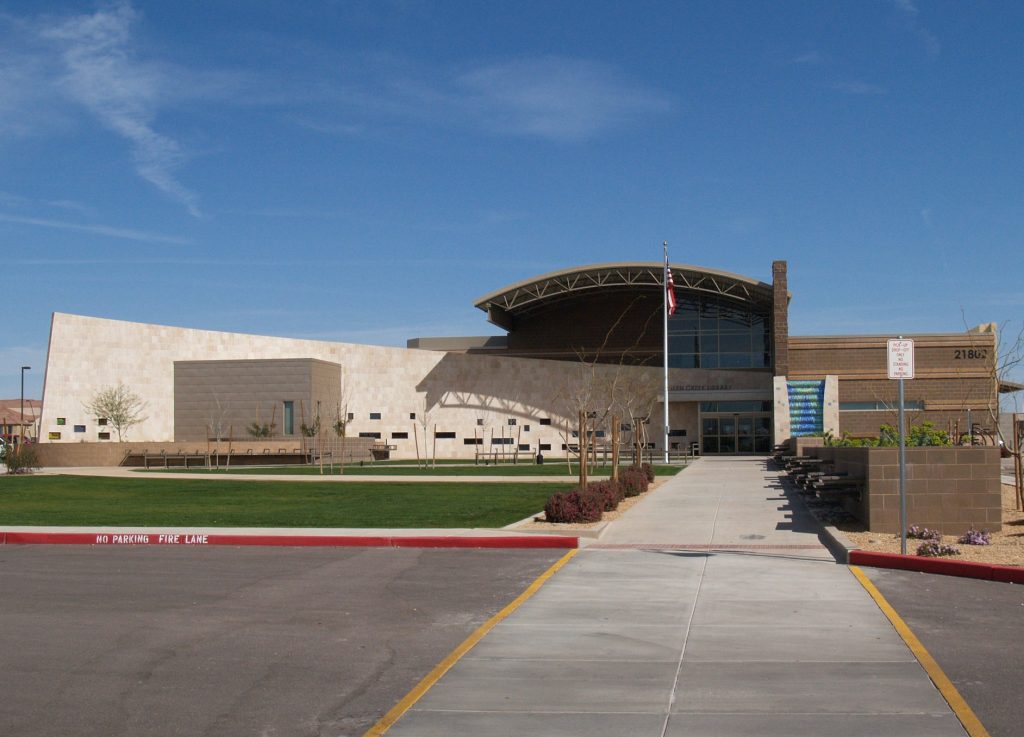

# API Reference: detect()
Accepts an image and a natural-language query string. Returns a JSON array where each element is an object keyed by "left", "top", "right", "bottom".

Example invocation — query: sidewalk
[{"left": 383, "top": 457, "right": 968, "bottom": 737}]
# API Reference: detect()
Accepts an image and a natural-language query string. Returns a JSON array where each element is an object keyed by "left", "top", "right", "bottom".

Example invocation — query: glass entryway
[{"left": 701, "top": 413, "right": 772, "bottom": 454}]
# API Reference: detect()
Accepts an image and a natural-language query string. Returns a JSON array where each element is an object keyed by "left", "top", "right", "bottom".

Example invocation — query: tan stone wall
[
  {"left": 807, "top": 446, "right": 1001, "bottom": 535},
  {"left": 41, "top": 313, "right": 749, "bottom": 460},
  {"left": 173, "top": 358, "right": 341, "bottom": 441}
]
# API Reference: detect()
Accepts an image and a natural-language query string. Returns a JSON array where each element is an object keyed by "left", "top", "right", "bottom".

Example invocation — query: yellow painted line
[
  {"left": 849, "top": 565, "right": 990, "bottom": 737},
  {"left": 362, "top": 548, "right": 579, "bottom": 737}
]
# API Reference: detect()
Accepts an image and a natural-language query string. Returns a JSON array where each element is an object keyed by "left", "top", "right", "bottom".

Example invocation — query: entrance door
[{"left": 702, "top": 414, "right": 772, "bottom": 454}]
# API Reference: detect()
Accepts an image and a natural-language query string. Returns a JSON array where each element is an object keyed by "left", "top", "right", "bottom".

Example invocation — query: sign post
[{"left": 887, "top": 338, "right": 915, "bottom": 554}]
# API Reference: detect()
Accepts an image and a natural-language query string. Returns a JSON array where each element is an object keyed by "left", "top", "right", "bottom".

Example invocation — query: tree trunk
[{"left": 611, "top": 415, "right": 620, "bottom": 482}]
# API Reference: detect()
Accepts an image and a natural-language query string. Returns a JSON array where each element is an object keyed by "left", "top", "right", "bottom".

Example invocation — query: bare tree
[{"left": 84, "top": 383, "right": 148, "bottom": 442}]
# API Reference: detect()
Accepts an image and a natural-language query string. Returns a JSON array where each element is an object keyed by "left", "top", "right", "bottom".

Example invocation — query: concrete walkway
[{"left": 385, "top": 457, "right": 967, "bottom": 737}]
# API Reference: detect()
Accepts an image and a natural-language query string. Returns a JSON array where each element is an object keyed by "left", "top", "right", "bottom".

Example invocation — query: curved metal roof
[{"left": 474, "top": 262, "right": 774, "bottom": 328}]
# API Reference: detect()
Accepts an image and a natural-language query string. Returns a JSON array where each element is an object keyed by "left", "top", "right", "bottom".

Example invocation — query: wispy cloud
[
  {"left": 0, "top": 213, "right": 192, "bottom": 245},
  {"left": 0, "top": 190, "right": 96, "bottom": 217},
  {"left": 890, "top": 0, "right": 940, "bottom": 58},
  {"left": 790, "top": 51, "right": 823, "bottom": 65},
  {"left": 452, "top": 57, "right": 672, "bottom": 141},
  {"left": 290, "top": 54, "right": 673, "bottom": 143},
  {"left": 831, "top": 80, "right": 887, "bottom": 96},
  {"left": 36, "top": 2, "right": 201, "bottom": 216}
]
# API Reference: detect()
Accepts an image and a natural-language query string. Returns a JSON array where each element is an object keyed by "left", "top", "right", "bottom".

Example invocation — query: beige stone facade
[{"left": 42, "top": 312, "right": 764, "bottom": 459}]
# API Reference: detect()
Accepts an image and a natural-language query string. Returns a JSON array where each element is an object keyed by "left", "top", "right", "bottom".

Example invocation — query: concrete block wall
[
  {"left": 807, "top": 446, "right": 1001, "bottom": 535},
  {"left": 31, "top": 439, "right": 380, "bottom": 467}
]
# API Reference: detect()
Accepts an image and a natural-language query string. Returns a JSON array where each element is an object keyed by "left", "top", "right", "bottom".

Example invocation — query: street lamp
[{"left": 20, "top": 366, "right": 30, "bottom": 446}]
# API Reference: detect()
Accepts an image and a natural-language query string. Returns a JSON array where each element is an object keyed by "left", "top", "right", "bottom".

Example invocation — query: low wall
[
  {"left": 807, "top": 446, "right": 1001, "bottom": 534},
  {"left": 31, "top": 439, "right": 379, "bottom": 468}
]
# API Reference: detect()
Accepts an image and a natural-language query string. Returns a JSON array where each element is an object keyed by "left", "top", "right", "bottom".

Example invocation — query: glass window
[
  {"left": 669, "top": 353, "right": 698, "bottom": 369},
  {"left": 719, "top": 333, "right": 751, "bottom": 353},
  {"left": 703, "top": 436, "right": 720, "bottom": 453},
  {"left": 719, "top": 353, "right": 752, "bottom": 368},
  {"left": 369, "top": 412, "right": 381, "bottom": 420},
  {"left": 719, "top": 435, "right": 737, "bottom": 453},
  {"left": 702, "top": 418, "right": 719, "bottom": 436},
  {"left": 283, "top": 401, "right": 294, "bottom": 435},
  {"left": 56, "top": 418, "right": 66, "bottom": 426},
  {"left": 700, "top": 334, "right": 719, "bottom": 354},
  {"left": 74, "top": 425, "right": 86, "bottom": 433},
  {"left": 667, "top": 294, "right": 771, "bottom": 370}
]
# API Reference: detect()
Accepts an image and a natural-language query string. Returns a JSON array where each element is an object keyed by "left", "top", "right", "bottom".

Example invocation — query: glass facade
[{"left": 667, "top": 294, "right": 771, "bottom": 369}]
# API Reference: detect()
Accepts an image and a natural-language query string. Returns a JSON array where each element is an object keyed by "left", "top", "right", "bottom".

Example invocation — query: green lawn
[
  {"left": 0, "top": 476, "right": 571, "bottom": 528},
  {"left": 142, "top": 462, "right": 684, "bottom": 478}
]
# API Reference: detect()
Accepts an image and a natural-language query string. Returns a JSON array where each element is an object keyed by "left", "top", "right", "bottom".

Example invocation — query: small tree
[{"left": 84, "top": 383, "right": 148, "bottom": 442}]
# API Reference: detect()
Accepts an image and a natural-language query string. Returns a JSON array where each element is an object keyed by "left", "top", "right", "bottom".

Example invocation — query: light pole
[{"left": 20, "top": 366, "right": 30, "bottom": 446}]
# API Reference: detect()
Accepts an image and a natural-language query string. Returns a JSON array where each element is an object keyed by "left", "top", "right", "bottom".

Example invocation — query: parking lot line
[
  {"left": 850, "top": 565, "right": 991, "bottom": 737},
  {"left": 363, "top": 548, "right": 579, "bottom": 737}
]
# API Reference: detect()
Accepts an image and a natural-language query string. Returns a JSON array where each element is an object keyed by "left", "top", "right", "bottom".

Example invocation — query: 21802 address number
[{"left": 954, "top": 349, "right": 988, "bottom": 360}]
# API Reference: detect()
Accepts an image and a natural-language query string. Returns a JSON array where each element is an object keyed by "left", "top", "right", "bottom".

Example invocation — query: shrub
[
  {"left": 544, "top": 490, "right": 603, "bottom": 523},
  {"left": 906, "top": 525, "right": 942, "bottom": 541},
  {"left": 639, "top": 463, "right": 655, "bottom": 482},
  {"left": 916, "top": 541, "right": 961, "bottom": 557},
  {"left": 957, "top": 528, "right": 991, "bottom": 546},
  {"left": 619, "top": 466, "right": 649, "bottom": 497},
  {"left": 3, "top": 444, "right": 40, "bottom": 475},
  {"left": 587, "top": 480, "right": 623, "bottom": 512}
]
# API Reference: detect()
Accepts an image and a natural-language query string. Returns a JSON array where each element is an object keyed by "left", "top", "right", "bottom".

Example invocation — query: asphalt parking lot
[
  {"left": 864, "top": 567, "right": 1024, "bottom": 737},
  {"left": 0, "top": 545, "right": 564, "bottom": 737}
]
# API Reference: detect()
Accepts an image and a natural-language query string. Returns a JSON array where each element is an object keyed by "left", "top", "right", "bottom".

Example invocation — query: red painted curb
[
  {"left": 849, "top": 550, "right": 1024, "bottom": 584},
  {"left": 0, "top": 531, "right": 578, "bottom": 549}
]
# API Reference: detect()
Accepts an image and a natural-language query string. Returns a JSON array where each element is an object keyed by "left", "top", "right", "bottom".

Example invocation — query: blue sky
[{"left": 1, "top": 0, "right": 1022, "bottom": 401}]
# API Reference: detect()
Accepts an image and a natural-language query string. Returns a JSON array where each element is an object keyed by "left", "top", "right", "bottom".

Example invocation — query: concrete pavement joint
[
  {"left": 363, "top": 548, "right": 579, "bottom": 737},
  {"left": 659, "top": 553, "right": 708, "bottom": 737},
  {"left": 849, "top": 565, "right": 991, "bottom": 737}
]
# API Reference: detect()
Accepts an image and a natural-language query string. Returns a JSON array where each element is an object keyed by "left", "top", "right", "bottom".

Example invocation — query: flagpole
[{"left": 663, "top": 240, "right": 670, "bottom": 464}]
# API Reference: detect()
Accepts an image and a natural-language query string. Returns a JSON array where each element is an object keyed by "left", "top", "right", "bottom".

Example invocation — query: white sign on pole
[{"left": 887, "top": 338, "right": 915, "bottom": 380}]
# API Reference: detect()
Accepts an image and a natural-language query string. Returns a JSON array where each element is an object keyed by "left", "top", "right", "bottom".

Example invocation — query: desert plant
[
  {"left": 619, "top": 465, "right": 650, "bottom": 497},
  {"left": 247, "top": 422, "right": 272, "bottom": 438},
  {"left": 916, "top": 541, "right": 961, "bottom": 557},
  {"left": 957, "top": 528, "right": 991, "bottom": 546},
  {"left": 587, "top": 480, "right": 624, "bottom": 512},
  {"left": 83, "top": 383, "right": 148, "bottom": 441},
  {"left": 906, "top": 525, "right": 942, "bottom": 541},
  {"left": 4, "top": 443, "right": 40, "bottom": 474},
  {"left": 544, "top": 489, "right": 603, "bottom": 523}
]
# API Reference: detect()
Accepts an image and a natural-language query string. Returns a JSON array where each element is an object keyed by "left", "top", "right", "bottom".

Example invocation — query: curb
[
  {"left": 849, "top": 550, "right": 1024, "bottom": 584},
  {"left": 819, "top": 525, "right": 858, "bottom": 564},
  {"left": 0, "top": 530, "right": 578, "bottom": 549}
]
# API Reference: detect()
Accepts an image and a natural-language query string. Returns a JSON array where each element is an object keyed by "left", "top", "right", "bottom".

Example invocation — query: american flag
[{"left": 665, "top": 263, "right": 677, "bottom": 316}]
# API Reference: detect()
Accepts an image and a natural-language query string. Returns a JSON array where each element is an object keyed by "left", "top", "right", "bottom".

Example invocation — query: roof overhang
[
  {"left": 474, "top": 262, "right": 775, "bottom": 327},
  {"left": 1000, "top": 379, "right": 1024, "bottom": 394}
]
